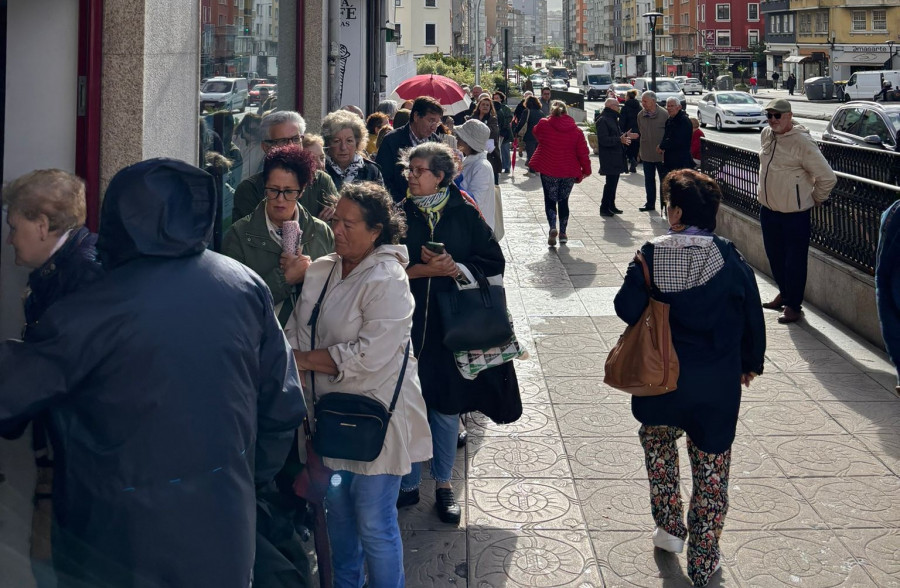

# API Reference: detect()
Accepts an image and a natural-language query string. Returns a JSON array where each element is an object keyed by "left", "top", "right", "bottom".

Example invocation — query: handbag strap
[{"left": 634, "top": 251, "right": 657, "bottom": 295}]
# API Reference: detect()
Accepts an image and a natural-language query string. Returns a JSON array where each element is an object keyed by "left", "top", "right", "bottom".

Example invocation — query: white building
[{"left": 392, "top": 0, "right": 454, "bottom": 57}]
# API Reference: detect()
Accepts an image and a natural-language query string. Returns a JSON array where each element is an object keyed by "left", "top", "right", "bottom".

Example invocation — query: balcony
[
  {"left": 766, "top": 31, "right": 797, "bottom": 44},
  {"left": 760, "top": 0, "right": 790, "bottom": 13}
]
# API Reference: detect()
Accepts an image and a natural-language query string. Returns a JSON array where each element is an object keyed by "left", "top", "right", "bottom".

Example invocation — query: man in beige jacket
[
  {"left": 757, "top": 98, "right": 837, "bottom": 324},
  {"left": 634, "top": 90, "right": 669, "bottom": 211}
]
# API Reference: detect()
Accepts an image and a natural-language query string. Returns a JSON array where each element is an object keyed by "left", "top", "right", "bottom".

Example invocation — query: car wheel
[{"left": 715, "top": 115, "right": 723, "bottom": 132}]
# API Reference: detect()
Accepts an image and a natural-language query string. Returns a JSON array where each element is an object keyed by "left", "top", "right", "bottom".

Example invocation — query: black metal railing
[
  {"left": 701, "top": 139, "right": 900, "bottom": 274},
  {"left": 818, "top": 141, "right": 900, "bottom": 186}
]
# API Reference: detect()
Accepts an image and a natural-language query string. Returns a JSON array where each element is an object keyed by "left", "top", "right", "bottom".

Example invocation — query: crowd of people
[{"left": 0, "top": 80, "right": 848, "bottom": 588}]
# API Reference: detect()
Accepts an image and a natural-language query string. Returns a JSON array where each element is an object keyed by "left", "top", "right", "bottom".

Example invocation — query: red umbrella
[
  {"left": 389, "top": 74, "right": 471, "bottom": 115},
  {"left": 511, "top": 138, "right": 518, "bottom": 173}
]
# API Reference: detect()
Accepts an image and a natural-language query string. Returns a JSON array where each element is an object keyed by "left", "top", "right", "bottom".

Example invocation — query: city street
[{"left": 398, "top": 165, "right": 899, "bottom": 586}]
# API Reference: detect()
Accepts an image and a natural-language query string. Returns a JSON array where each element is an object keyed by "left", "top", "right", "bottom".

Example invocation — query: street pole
[
  {"left": 504, "top": 27, "right": 510, "bottom": 92},
  {"left": 474, "top": 0, "right": 484, "bottom": 85},
  {"left": 644, "top": 12, "right": 662, "bottom": 92}
]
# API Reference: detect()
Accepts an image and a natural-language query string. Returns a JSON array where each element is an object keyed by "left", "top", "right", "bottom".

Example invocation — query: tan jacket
[
  {"left": 636, "top": 105, "right": 668, "bottom": 163},
  {"left": 285, "top": 246, "right": 432, "bottom": 476},
  {"left": 758, "top": 123, "right": 837, "bottom": 213}
]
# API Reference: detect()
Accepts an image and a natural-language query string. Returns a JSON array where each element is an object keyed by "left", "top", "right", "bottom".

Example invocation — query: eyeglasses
[
  {"left": 403, "top": 167, "right": 434, "bottom": 178},
  {"left": 765, "top": 112, "right": 784, "bottom": 120},
  {"left": 264, "top": 187, "right": 302, "bottom": 201},
  {"left": 263, "top": 135, "right": 302, "bottom": 147}
]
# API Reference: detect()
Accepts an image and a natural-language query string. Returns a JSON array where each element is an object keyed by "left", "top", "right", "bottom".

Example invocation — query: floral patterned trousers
[{"left": 639, "top": 425, "right": 731, "bottom": 587}]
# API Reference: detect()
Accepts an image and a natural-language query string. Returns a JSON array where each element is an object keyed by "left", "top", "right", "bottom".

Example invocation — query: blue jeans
[
  {"left": 400, "top": 409, "right": 459, "bottom": 490},
  {"left": 326, "top": 472, "right": 404, "bottom": 588},
  {"left": 500, "top": 139, "right": 512, "bottom": 172},
  {"left": 642, "top": 161, "right": 666, "bottom": 209}
]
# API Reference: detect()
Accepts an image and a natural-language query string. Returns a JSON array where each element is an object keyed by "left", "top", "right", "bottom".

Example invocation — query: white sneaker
[{"left": 652, "top": 527, "right": 685, "bottom": 553}]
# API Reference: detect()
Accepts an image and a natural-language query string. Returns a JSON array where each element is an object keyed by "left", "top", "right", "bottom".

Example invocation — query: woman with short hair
[
  {"left": 321, "top": 110, "right": 384, "bottom": 191},
  {"left": 512, "top": 95, "right": 543, "bottom": 174},
  {"left": 302, "top": 134, "right": 326, "bottom": 171},
  {"left": 365, "top": 112, "right": 391, "bottom": 156},
  {"left": 613, "top": 169, "right": 765, "bottom": 587}
]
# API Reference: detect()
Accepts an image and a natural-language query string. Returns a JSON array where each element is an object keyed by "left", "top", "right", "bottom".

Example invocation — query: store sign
[
  {"left": 708, "top": 46, "right": 740, "bottom": 53},
  {"left": 338, "top": 0, "right": 365, "bottom": 109}
]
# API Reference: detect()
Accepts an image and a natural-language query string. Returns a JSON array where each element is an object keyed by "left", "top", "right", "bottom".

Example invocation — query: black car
[{"left": 823, "top": 101, "right": 900, "bottom": 151}]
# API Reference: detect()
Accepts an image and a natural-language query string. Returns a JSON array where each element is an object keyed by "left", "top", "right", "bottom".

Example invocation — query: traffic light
[
  {"left": 244, "top": 27, "right": 250, "bottom": 35},
  {"left": 705, "top": 60, "right": 710, "bottom": 65}
]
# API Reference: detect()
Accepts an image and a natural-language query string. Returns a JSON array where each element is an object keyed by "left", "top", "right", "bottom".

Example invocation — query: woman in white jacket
[
  {"left": 454, "top": 119, "right": 498, "bottom": 232},
  {"left": 286, "top": 181, "right": 431, "bottom": 588}
]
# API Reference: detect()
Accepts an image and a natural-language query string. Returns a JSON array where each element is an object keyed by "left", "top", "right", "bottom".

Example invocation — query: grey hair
[
  {"left": 376, "top": 100, "right": 399, "bottom": 118},
  {"left": 604, "top": 97, "right": 619, "bottom": 109},
  {"left": 666, "top": 96, "right": 681, "bottom": 107},
  {"left": 260, "top": 110, "right": 306, "bottom": 138},
  {"left": 641, "top": 90, "right": 657, "bottom": 102},
  {"left": 399, "top": 142, "right": 458, "bottom": 188},
  {"left": 321, "top": 110, "right": 369, "bottom": 153}
]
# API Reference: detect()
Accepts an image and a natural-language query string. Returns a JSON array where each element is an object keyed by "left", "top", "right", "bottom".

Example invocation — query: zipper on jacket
[
  {"left": 762, "top": 133, "right": 775, "bottom": 207},
  {"left": 795, "top": 184, "right": 801, "bottom": 209}
]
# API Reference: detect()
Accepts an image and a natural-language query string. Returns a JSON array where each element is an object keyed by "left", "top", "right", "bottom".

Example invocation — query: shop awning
[
  {"left": 832, "top": 52, "right": 889, "bottom": 66},
  {"left": 783, "top": 55, "right": 812, "bottom": 64}
]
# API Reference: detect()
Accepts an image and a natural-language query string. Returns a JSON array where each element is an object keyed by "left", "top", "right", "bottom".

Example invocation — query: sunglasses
[{"left": 765, "top": 112, "right": 784, "bottom": 120}]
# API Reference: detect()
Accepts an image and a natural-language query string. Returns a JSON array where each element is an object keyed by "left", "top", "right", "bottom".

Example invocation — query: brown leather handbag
[{"left": 604, "top": 251, "right": 679, "bottom": 396}]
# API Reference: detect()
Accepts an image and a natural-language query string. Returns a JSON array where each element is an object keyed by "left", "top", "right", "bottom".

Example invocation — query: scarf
[
  {"left": 668, "top": 224, "right": 713, "bottom": 236},
  {"left": 407, "top": 187, "right": 451, "bottom": 231},
  {"left": 327, "top": 154, "right": 365, "bottom": 185}
]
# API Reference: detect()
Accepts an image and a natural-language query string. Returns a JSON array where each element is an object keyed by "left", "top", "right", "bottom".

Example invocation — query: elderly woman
[
  {"left": 613, "top": 169, "right": 765, "bottom": 587},
  {"left": 222, "top": 144, "right": 335, "bottom": 326},
  {"left": 321, "top": 110, "right": 384, "bottom": 191},
  {"left": 286, "top": 182, "right": 430, "bottom": 588},
  {"left": 302, "top": 134, "right": 327, "bottom": 172},
  {"left": 454, "top": 119, "right": 497, "bottom": 232},
  {"left": 3, "top": 169, "right": 104, "bottom": 581},
  {"left": 396, "top": 142, "right": 520, "bottom": 524},
  {"left": 467, "top": 93, "right": 502, "bottom": 183}
]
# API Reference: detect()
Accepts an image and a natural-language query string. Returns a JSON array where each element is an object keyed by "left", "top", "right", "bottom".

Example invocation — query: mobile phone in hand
[{"left": 424, "top": 241, "right": 445, "bottom": 254}]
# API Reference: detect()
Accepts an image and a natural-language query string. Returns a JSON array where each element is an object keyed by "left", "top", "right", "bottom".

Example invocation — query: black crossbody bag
[{"left": 308, "top": 264, "right": 411, "bottom": 462}]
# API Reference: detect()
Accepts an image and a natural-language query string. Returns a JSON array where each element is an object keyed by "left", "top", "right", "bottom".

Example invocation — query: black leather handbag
[
  {"left": 437, "top": 269, "right": 513, "bottom": 352},
  {"left": 308, "top": 264, "right": 410, "bottom": 462}
]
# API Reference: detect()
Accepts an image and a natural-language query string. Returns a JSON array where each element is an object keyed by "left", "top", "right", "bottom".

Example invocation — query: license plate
[{"left": 740, "top": 118, "right": 757, "bottom": 123}]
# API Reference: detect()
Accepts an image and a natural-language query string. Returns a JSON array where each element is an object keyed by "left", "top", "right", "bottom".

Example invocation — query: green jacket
[
  {"left": 232, "top": 170, "right": 338, "bottom": 221},
  {"left": 222, "top": 200, "right": 335, "bottom": 325}
]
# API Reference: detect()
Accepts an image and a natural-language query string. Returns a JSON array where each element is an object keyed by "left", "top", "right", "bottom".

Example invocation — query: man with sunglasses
[
  {"left": 232, "top": 110, "right": 339, "bottom": 221},
  {"left": 758, "top": 98, "right": 836, "bottom": 324}
]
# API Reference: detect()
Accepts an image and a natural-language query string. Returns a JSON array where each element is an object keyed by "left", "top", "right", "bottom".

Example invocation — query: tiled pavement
[{"left": 399, "top": 168, "right": 900, "bottom": 587}]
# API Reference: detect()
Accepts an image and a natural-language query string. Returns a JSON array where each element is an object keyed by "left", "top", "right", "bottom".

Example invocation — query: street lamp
[
  {"left": 474, "top": 0, "right": 485, "bottom": 85},
  {"left": 887, "top": 40, "right": 897, "bottom": 69},
  {"left": 644, "top": 11, "right": 663, "bottom": 92}
]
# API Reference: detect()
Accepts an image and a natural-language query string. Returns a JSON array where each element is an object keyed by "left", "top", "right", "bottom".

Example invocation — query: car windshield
[
  {"left": 549, "top": 68, "right": 568, "bottom": 79},
  {"left": 202, "top": 81, "right": 233, "bottom": 93},
  {"left": 887, "top": 112, "right": 900, "bottom": 133},
  {"left": 717, "top": 93, "right": 757, "bottom": 105},
  {"left": 587, "top": 74, "right": 612, "bottom": 85},
  {"left": 653, "top": 80, "right": 679, "bottom": 92}
]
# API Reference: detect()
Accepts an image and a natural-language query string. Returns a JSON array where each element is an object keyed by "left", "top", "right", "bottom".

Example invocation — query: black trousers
[
  {"left": 601, "top": 174, "right": 621, "bottom": 211},
  {"left": 760, "top": 206, "right": 811, "bottom": 311}
]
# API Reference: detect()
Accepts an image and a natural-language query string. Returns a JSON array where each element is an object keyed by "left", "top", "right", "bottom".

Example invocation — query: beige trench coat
[{"left": 285, "top": 245, "right": 432, "bottom": 476}]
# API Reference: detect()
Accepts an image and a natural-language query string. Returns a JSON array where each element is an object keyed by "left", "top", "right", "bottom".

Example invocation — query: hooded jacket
[
  {"left": 0, "top": 158, "right": 305, "bottom": 588},
  {"left": 636, "top": 104, "right": 668, "bottom": 163},
  {"left": 758, "top": 123, "right": 837, "bottom": 213},
  {"left": 528, "top": 114, "right": 592, "bottom": 179},
  {"left": 460, "top": 150, "right": 497, "bottom": 230},
  {"left": 285, "top": 246, "right": 432, "bottom": 476}
]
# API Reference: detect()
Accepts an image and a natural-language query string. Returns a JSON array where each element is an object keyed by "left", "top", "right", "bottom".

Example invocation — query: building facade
[{"left": 394, "top": 0, "right": 454, "bottom": 57}]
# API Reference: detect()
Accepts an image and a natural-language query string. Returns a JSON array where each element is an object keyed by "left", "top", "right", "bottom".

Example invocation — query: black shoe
[
  {"left": 639, "top": 205, "right": 656, "bottom": 212},
  {"left": 435, "top": 488, "right": 461, "bottom": 524},
  {"left": 611, "top": 207, "right": 624, "bottom": 214},
  {"left": 600, "top": 208, "right": 614, "bottom": 217},
  {"left": 630, "top": 166, "right": 638, "bottom": 173},
  {"left": 457, "top": 431, "right": 468, "bottom": 448},
  {"left": 397, "top": 488, "right": 420, "bottom": 509}
]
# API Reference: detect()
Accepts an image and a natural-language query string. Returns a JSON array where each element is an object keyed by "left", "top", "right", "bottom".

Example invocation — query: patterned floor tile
[
  {"left": 765, "top": 349, "right": 862, "bottom": 374},
  {"left": 564, "top": 436, "right": 648, "bottom": 479},
  {"left": 546, "top": 377, "right": 628, "bottom": 404},
  {"left": 833, "top": 528, "right": 900, "bottom": 586},
  {"left": 853, "top": 433, "right": 900, "bottom": 476},
  {"left": 555, "top": 403, "right": 639, "bottom": 436},
  {"left": 576, "top": 479, "right": 652, "bottom": 532},
  {"left": 818, "top": 401, "right": 900, "bottom": 436},
  {"left": 726, "top": 478, "right": 828, "bottom": 530},
  {"left": 468, "top": 478, "right": 586, "bottom": 530},
  {"left": 539, "top": 353, "right": 608, "bottom": 377},
  {"left": 739, "top": 402, "right": 846, "bottom": 436},
  {"left": 576, "top": 287, "right": 621, "bottom": 316},
  {"left": 401, "top": 530, "right": 467, "bottom": 586},
  {"left": 571, "top": 273, "right": 629, "bottom": 288},
  {"left": 527, "top": 316, "right": 599, "bottom": 335},
  {"left": 467, "top": 436, "right": 572, "bottom": 479},
  {"left": 739, "top": 372, "right": 810, "bottom": 403},
  {"left": 467, "top": 404, "right": 559, "bottom": 438},
  {"left": 398, "top": 479, "right": 467, "bottom": 532},
  {"left": 793, "top": 476, "right": 900, "bottom": 529},
  {"left": 515, "top": 378, "right": 551, "bottom": 404},
  {"left": 757, "top": 436, "right": 894, "bottom": 477},
  {"left": 469, "top": 529, "right": 603, "bottom": 587},
  {"left": 788, "top": 372, "right": 898, "bottom": 402},
  {"left": 533, "top": 333, "right": 607, "bottom": 355}
]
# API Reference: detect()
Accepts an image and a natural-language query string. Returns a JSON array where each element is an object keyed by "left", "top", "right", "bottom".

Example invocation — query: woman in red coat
[{"left": 529, "top": 100, "right": 592, "bottom": 246}]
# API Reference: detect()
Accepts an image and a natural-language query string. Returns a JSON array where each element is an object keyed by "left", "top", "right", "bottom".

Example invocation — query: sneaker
[
  {"left": 396, "top": 488, "right": 420, "bottom": 509},
  {"left": 548, "top": 229, "right": 558, "bottom": 247},
  {"left": 457, "top": 430, "right": 468, "bottom": 448},
  {"left": 435, "top": 488, "right": 461, "bottom": 524},
  {"left": 559, "top": 233, "right": 568, "bottom": 243},
  {"left": 652, "top": 527, "right": 685, "bottom": 553}
]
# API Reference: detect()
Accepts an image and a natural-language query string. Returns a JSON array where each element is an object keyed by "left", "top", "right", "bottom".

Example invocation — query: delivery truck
[{"left": 576, "top": 61, "right": 613, "bottom": 100}]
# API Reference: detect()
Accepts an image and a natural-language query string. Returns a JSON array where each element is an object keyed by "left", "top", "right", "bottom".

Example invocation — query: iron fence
[
  {"left": 701, "top": 138, "right": 900, "bottom": 275},
  {"left": 818, "top": 141, "right": 900, "bottom": 186}
]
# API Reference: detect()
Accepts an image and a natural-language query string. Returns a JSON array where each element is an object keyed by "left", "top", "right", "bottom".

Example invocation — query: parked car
[
  {"left": 696, "top": 91, "right": 766, "bottom": 131},
  {"left": 680, "top": 78, "right": 704, "bottom": 95},
  {"left": 200, "top": 77, "right": 249, "bottom": 113},
  {"left": 248, "top": 83, "right": 276, "bottom": 106},
  {"left": 822, "top": 101, "right": 900, "bottom": 151},
  {"left": 674, "top": 76, "right": 688, "bottom": 87},
  {"left": 609, "top": 83, "right": 634, "bottom": 103}
]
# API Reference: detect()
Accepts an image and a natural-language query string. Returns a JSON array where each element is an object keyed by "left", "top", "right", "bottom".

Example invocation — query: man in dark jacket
[
  {"left": 375, "top": 96, "right": 443, "bottom": 201},
  {"left": 595, "top": 98, "right": 632, "bottom": 216},
  {"left": 0, "top": 158, "right": 306, "bottom": 588},
  {"left": 659, "top": 97, "right": 695, "bottom": 176}
]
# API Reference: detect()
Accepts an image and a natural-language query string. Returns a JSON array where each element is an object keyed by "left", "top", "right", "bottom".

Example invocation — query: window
[
  {"left": 748, "top": 4, "right": 759, "bottom": 21},
  {"left": 395, "top": 23, "right": 402, "bottom": 45},
  {"left": 257, "top": 3, "right": 261, "bottom": 15},
  {"left": 748, "top": 29, "right": 759, "bottom": 45},
  {"left": 787, "top": 14, "right": 794, "bottom": 32},
  {"left": 425, "top": 23, "right": 436, "bottom": 46},
  {"left": 798, "top": 13, "right": 811, "bottom": 34},
  {"left": 268, "top": 5, "right": 272, "bottom": 16},
  {"left": 256, "top": 23, "right": 261, "bottom": 34},
  {"left": 814, "top": 12, "right": 829, "bottom": 34},
  {"left": 218, "top": 14, "right": 225, "bottom": 26},
  {"left": 716, "top": 30, "right": 730, "bottom": 46},
  {"left": 425, "top": 0, "right": 436, "bottom": 6},
  {"left": 852, "top": 11, "right": 866, "bottom": 31},
  {"left": 233, "top": 0, "right": 238, "bottom": 5},
  {"left": 396, "top": 0, "right": 401, "bottom": 4},
  {"left": 716, "top": 4, "right": 730, "bottom": 21},
  {"left": 873, "top": 10, "right": 886, "bottom": 31},
  {"left": 700, "top": 5, "right": 705, "bottom": 21}
]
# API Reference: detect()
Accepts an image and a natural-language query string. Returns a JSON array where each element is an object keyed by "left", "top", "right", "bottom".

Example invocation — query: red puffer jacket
[{"left": 528, "top": 114, "right": 592, "bottom": 180}]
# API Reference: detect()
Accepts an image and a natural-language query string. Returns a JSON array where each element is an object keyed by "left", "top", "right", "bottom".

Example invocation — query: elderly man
[
  {"left": 659, "top": 96, "right": 695, "bottom": 177},
  {"left": 634, "top": 91, "right": 668, "bottom": 211},
  {"left": 0, "top": 159, "right": 305, "bottom": 588},
  {"left": 758, "top": 98, "right": 837, "bottom": 324},
  {"left": 375, "top": 96, "right": 444, "bottom": 201},
  {"left": 595, "top": 98, "right": 634, "bottom": 216},
  {"left": 540, "top": 86, "right": 552, "bottom": 116},
  {"left": 232, "top": 110, "right": 339, "bottom": 220}
]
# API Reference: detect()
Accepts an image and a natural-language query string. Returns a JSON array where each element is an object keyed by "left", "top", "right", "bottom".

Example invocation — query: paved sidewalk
[{"left": 399, "top": 168, "right": 900, "bottom": 587}]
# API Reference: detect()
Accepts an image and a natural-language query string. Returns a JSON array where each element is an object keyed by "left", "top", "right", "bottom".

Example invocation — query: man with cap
[
  {"left": 0, "top": 158, "right": 306, "bottom": 587},
  {"left": 455, "top": 119, "right": 497, "bottom": 231},
  {"left": 758, "top": 98, "right": 836, "bottom": 323}
]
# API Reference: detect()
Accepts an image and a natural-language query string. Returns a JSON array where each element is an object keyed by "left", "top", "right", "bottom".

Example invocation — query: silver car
[
  {"left": 696, "top": 91, "right": 766, "bottom": 131},
  {"left": 822, "top": 101, "right": 900, "bottom": 151}
]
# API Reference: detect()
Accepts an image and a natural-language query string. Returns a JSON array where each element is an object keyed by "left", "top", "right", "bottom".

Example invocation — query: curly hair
[
  {"left": 3, "top": 169, "right": 86, "bottom": 232},
  {"left": 263, "top": 144, "right": 316, "bottom": 189},
  {"left": 339, "top": 182, "right": 407, "bottom": 246},
  {"left": 662, "top": 169, "right": 721, "bottom": 231},
  {"left": 322, "top": 110, "right": 369, "bottom": 153},
  {"left": 399, "top": 142, "right": 458, "bottom": 188}
]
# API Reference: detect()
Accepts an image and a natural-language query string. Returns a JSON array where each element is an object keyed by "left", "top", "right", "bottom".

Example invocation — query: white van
[
  {"left": 844, "top": 70, "right": 900, "bottom": 101},
  {"left": 200, "top": 77, "right": 249, "bottom": 113},
  {"left": 631, "top": 77, "right": 683, "bottom": 105}
]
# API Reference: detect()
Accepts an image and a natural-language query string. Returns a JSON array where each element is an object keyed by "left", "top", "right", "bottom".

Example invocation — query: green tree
[{"left": 543, "top": 46, "right": 563, "bottom": 61}]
